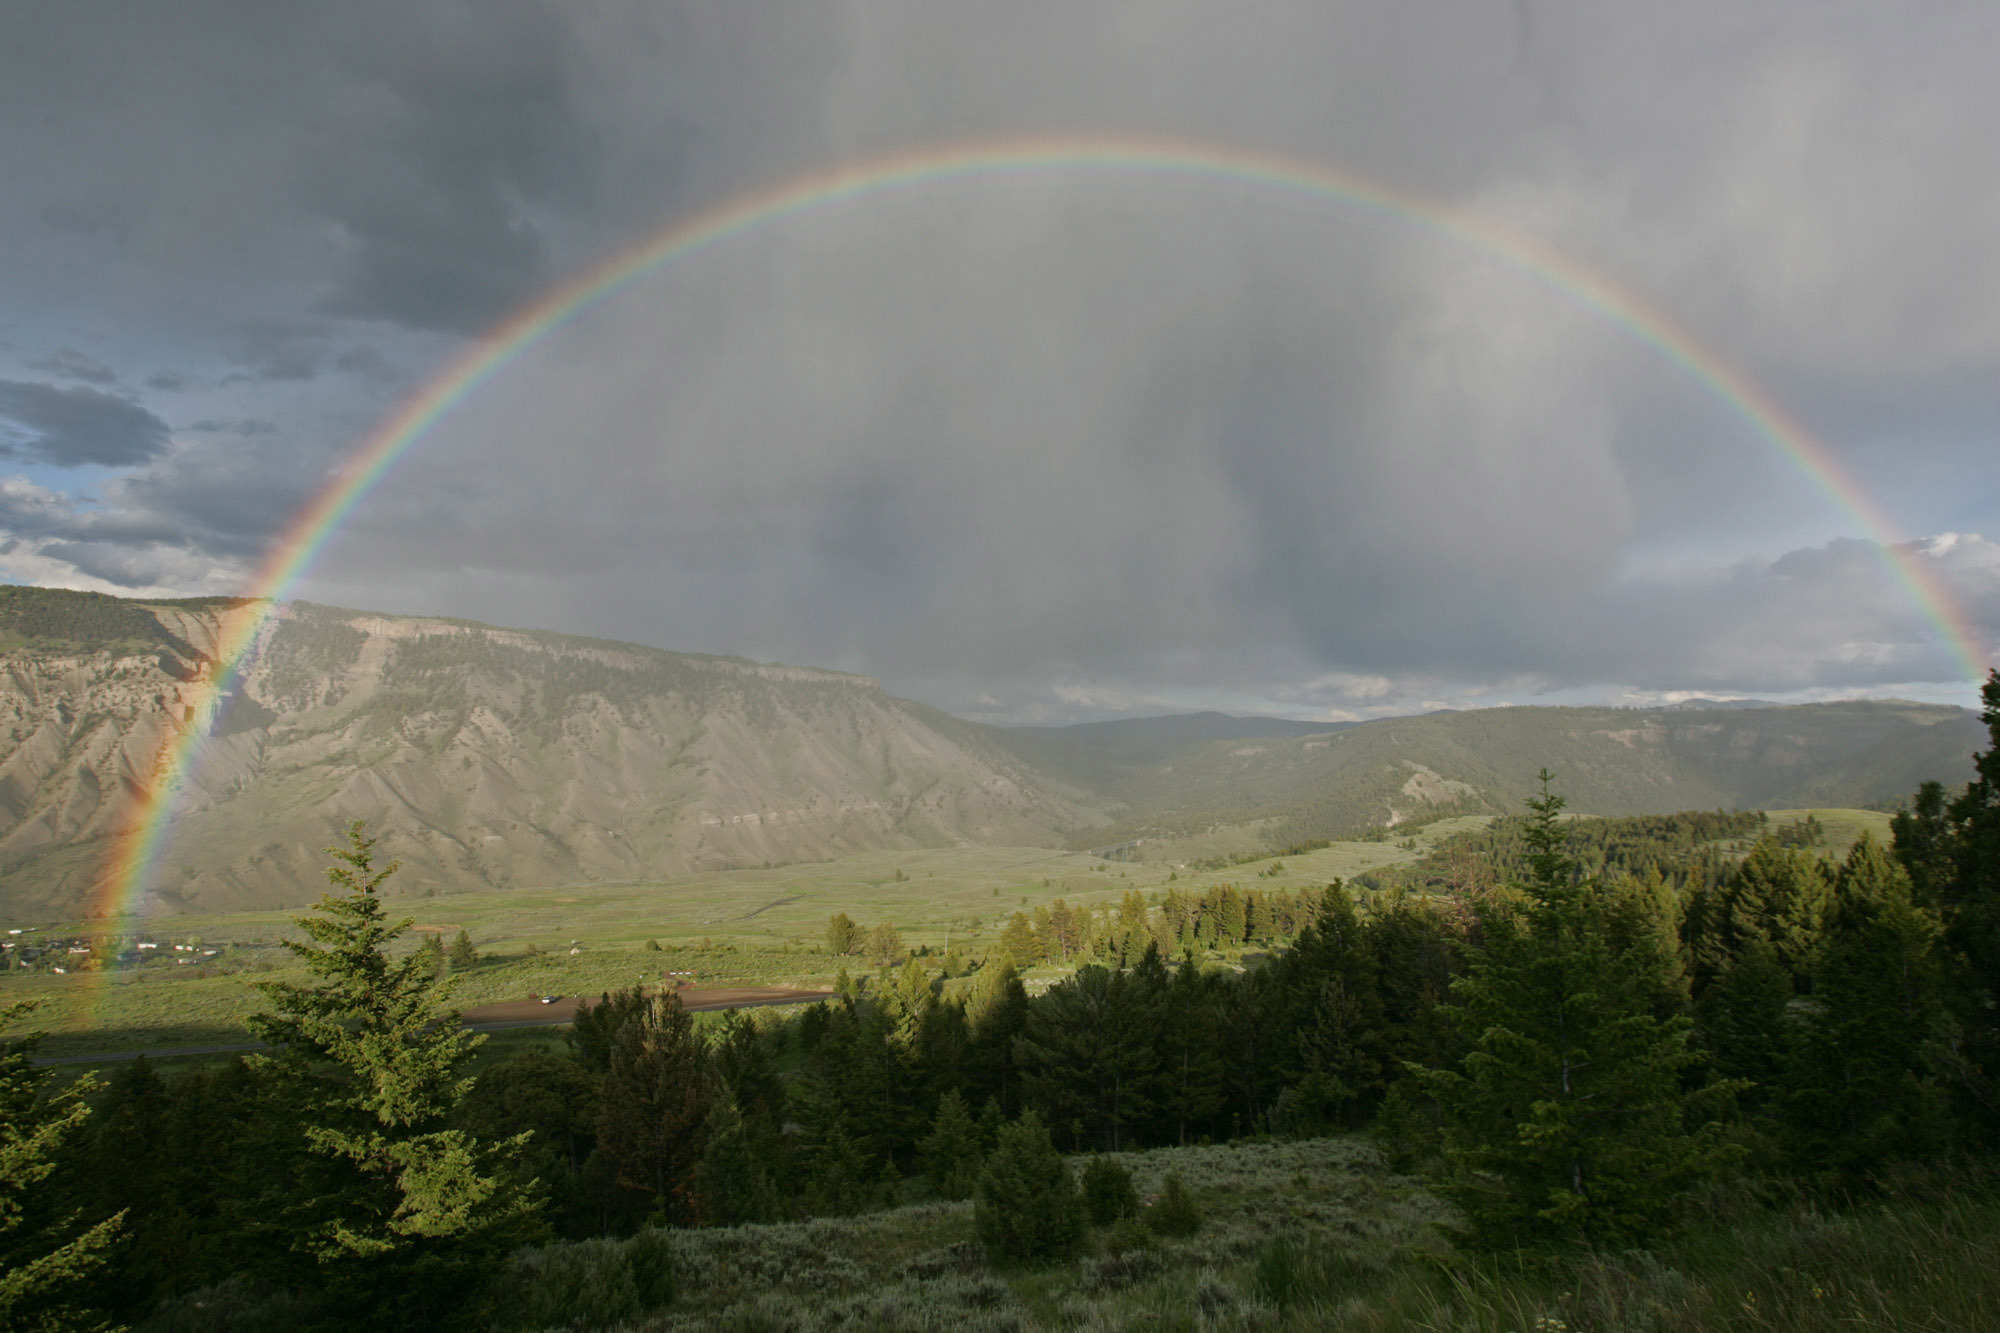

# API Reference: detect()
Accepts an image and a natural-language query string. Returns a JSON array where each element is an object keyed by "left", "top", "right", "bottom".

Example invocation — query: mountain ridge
[{"left": 0, "top": 587, "right": 1980, "bottom": 916}]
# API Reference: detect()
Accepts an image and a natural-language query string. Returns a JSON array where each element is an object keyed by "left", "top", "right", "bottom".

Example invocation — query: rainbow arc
[{"left": 91, "top": 134, "right": 1991, "bottom": 932}]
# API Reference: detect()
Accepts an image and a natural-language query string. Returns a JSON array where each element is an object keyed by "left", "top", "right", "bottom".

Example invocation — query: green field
[
  {"left": 2, "top": 811, "right": 1887, "bottom": 1060},
  {"left": 4, "top": 834, "right": 1450, "bottom": 1058}
]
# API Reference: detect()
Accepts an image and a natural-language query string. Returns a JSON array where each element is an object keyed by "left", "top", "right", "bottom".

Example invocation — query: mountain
[
  {"left": 0, "top": 590, "right": 1108, "bottom": 915},
  {"left": 987, "top": 698, "right": 1982, "bottom": 847},
  {"left": 0, "top": 586, "right": 1981, "bottom": 916}
]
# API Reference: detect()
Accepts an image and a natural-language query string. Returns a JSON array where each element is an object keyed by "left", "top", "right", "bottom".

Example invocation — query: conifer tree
[
  {"left": 1418, "top": 774, "right": 1739, "bottom": 1245},
  {"left": 965, "top": 957, "right": 1029, "bottom": 1113},
  {"left": 974, "top": 1111, "right": 1082, "bottom": 1263},
  {"left": 1016, "top": 963, "right": 1161, "bottom": 1150},
  {"left": 448, "top": 929, "right": 480, "bottom": 971},
  {"left": 695, "top": 1103, "right": 781, "bottom": 1226},
  {"left": 1781, "top": 835, "right": 1953, "bottom": 1176},
  {"left": 1158, "top": 957, "right": 1225, "bottom": 1144},
  {"left": 1277, "top": 883, "right": 1383, "bottom": 1130},
  {"left": 1000, "top": 912, "right": 1039, "bottom": 967},
  {"left": 247, "top": 823, "right": 539, "bottom": 1319},
  {"left": 918, "top": 1090, "right": 983, "bottom": 1201},
  {"left": 415, "top": 932, "right": 445, "bottom": 979},
  {"left": 594, "top": 988, "right": 714, "bottom": 1224},
  {"left": 0, "top": 1002, "right": 122, "bottom": 1331},
  {"left": 1894, "top": 668, "right": 2000, "bottom": 1141}
]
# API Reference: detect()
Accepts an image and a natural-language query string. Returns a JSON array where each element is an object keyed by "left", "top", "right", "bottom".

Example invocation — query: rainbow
[{"left": 93, "top": 133, "right": 1991, "bottom": 925}]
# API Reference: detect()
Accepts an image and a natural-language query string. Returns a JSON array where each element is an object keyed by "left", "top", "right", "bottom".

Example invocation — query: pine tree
[
  {"left": 974, "top": 1111, "right": 1082, "bottom": 1264},
  {"left": 1157, "top": 957, "right": 1225, "bottom": 1144},
  {"left": 1000, "top": 912, "right": 1039, "bottom": 967},
  {"left": 246, "top": 822, "right": 537, "bottom": 1292},
  {"left": 0, "top": 1001, "right": 122, "bottom": 1331},
  {"left": 448, "top": 929, "right": 480, "bottom": 971},
  {"left": 965, "top": 957, "right": 1029, "bottom": 1114},
  {"left": 826, "top": 913, "right": 860, "bottom": 956},
  {"left": 918, "top": 1090, "right": 983, "bottom": 1201},
  {"left": 1418, "top": 774, "right": 1740, "bottom": 1246},
  {"left": 1016, "top": 964, "right": 1160, "bottom": 1151},
  {"left": 1893, "top": 669, "right": 2000, "bottom": 1142},
  {"left": 594, "top": 988, "right": 714, "bottom": 1225},
  {"left": 695, "top": 1103, "right": 781, "bottom": 1226},
  {"left": 1781, "top": 835, "right": 1953, "bottom": 1176}
]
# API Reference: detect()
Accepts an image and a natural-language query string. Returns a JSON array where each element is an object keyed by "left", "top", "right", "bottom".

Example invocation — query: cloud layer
[{"left": 0, "top": 2, "right": 1995, "bottom": 718}]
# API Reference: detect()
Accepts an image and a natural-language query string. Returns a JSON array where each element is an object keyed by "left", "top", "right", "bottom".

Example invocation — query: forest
[{"left": 3, "top": 671, "right": 1996, "bottom": 1331}]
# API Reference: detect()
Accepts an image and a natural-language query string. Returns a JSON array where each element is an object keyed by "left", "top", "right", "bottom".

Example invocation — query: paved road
[{"left": 34, "top": 986, "right": 832, "bottom": 1067}]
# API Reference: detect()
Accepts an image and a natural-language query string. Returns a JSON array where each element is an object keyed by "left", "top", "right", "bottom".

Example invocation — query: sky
[{"left": 1, "top": 2, "right": 1996, "bottom": 724}]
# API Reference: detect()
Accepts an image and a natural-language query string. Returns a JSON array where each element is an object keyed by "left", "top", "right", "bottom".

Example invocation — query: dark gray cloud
[
  {"left": 185, "top": 418, "right": 277, "bottom": 435},
  {"left": 0, "top": 2, "right": 1995, "bottom": 716},
  {"left": 28, "top": 348, "right": 117, "bottom": 384},
  {"left": 225, "top": 321, "right": 330, "bottom": 382},
  {"left": 0, "top": 381, "right": 169, "bottom": 466}
]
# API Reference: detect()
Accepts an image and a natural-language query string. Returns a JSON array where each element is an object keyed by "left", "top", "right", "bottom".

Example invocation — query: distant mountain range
[{"left": 0, "top": 587, "right": 1981, "bottom": 915}]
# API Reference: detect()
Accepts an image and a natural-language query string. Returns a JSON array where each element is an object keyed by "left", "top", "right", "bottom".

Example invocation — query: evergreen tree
[
  {"left": 1016, "top": 963, "right": 1160, "bottom": 1151},
  {"left": 1274, "top": 884, "right": 1383, "bottom": 1130},
  {"left": 1893, "top": 669, "right": 2000, "bottom": 1142},
  {"left": 1079, "top": 1156, "right": 1139, "bottom": 1226},
  {"left": 594, "top": 988, "right": 714, "bottom": 1225},
  {"left": 246, "top": 822, "right": 538, "bottom": 1311},
  {"left": 415, "top": 932, "right": 445, "bottom": 979},
  {"left": 1418, "top": 774, "right": 1739, "bottom": 1246},
  {"left": 918, "top": 1090, "right": 983, "bottom": 1201},
  {"left": 695, "top": 1103, "right": 781, "bottom": 1226},
  {"left": 1000, "top": 912, "right": 1039, "bottom": 967},
  {"left": 1157, "top": 957, "right": 1225, "bottom": 1144},
  {"left": 0, "top": 1002, "right": 122, "bottom": 1332},
  {"left": 451, "top": 1050, "right": 604, "bottom": 1238},
  {"left": 448, "top": 929, "right": 480, "bottom": 971},
  {"left": 974, "top": 1111, "right": 1082, "bottom": 1264},
  {"left": 826, "top": 913, "right": 860, "bottom": 956},
  {"left": 1781, "top": 835, "right": 1953, "bottom": 1177},
  {"left": 965, "top": 957, "right": 1030, "bottom": 1114}
]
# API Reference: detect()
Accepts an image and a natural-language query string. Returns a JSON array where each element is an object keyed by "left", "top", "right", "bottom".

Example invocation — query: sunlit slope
[
  {"left": 979, "top": 700, "right": 1982, "bottom": 847},
  {"left": 0, "top": 592, "right": 1109, "bottom": 914}
]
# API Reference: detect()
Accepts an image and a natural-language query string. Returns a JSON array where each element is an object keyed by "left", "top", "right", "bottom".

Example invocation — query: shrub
[
  {"left": 1143, "top": 1170, "right": 1201, "bottom": 1238},
  {"left": 503, "top": 1229, "right": 675, "bottom": 1330},
  {"left": 974, "top": 1111, "right": 1083, "bottom": 1264},
  {"left": 1080, "top": 1156, "right": 1139, "bottom": 1226}
]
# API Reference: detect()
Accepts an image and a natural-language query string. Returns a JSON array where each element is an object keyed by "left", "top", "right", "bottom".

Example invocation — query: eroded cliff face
[{"left": 0, "top": 600, "right": 1107, "bottom": 915}]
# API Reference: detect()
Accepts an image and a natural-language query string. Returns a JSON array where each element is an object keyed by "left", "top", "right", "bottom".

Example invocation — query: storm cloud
[
  {"left": 0, "top": 381, "right": 170, "bottom": 467},
  {"left": 0, "top": 3, "right": 1995, "bottom": 718}
]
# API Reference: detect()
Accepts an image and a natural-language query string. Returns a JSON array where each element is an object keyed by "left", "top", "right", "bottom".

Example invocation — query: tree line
[{"left": 3, "top": 671, "right": 1996, "bottom": 1330}]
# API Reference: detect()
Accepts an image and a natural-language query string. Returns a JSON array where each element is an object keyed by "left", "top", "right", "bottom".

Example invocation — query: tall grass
[{"left": 501, "top": 1143, "right": 1999, "bottom": 1332}]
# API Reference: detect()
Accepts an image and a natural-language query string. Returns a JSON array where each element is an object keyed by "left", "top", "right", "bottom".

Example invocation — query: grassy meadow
[
  {"left": 0, "top": 809, "right": 1886, "bottom": 1059},
  {"left": 502, "top": 1137, "right": 1999, "bottom": 1332},
  {"left": 5, "top": 832, "right": 1452, "bottom": 1058}
]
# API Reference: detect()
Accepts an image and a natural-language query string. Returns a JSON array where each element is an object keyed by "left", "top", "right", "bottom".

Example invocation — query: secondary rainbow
[{"left": 93, "top": 132, "right": 1992, "bottom": 924}]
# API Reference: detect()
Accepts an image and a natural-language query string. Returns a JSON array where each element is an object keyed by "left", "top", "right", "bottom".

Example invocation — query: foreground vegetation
[{"left": 2, "top": 671, "right": 1995, "bottom": 1329}]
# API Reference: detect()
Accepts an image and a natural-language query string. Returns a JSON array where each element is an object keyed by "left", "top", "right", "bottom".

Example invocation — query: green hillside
[{"left": 979, "top": 700, "right": 1982, "bottom": 852}]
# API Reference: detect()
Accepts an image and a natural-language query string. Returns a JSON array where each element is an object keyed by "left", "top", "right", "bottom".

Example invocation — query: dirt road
[{"left": 461, "top": 986, "right": 830, "bottom": 1026}]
